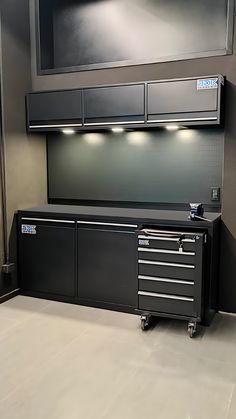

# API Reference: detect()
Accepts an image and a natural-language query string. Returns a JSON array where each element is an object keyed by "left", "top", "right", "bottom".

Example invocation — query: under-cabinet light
[
  {"left": 111, "top": 127, "right": 124, "bottom": 133},
  {"left": 165, "top": 125, "right": 180, "bottom": 131},
  {"left": 62, "top": 129, "right": 75, "bottom": 135}
]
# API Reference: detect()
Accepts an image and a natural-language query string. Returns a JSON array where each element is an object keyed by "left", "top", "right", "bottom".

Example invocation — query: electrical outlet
[{"left": 211, "top": 187, "right": 220, "bottom": 202}]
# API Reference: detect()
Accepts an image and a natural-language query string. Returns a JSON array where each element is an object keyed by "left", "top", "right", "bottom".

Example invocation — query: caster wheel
[
  {"left": 140, "top": 315, "right": 150, "bottom": 331},
  {"left": 188, "top": 322, "right": 197, "bottom": 338},
  {"left": 141, "top": 319, "right": 148, "bottom": 331}
]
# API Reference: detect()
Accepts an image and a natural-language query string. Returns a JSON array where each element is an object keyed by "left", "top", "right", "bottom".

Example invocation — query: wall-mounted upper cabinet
[
  {"left": 27, "top": 90, "right": 82, "bottom": 131},
  {"left": 147, "top": 76, "right": 223, "bottom": 126},
  {"left": 26, "top": 76, "right": 224, "bottom": 132},
  {"left": 83, "top": 85, "right": 145, "bottom": 127}
]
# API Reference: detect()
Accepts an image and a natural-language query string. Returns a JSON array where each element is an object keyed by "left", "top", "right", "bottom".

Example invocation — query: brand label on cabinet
[
  {"left": 21, "top": 225, "right": 36, "bottom": 235},
  {"left": 139, "top": 239, "right": 150, "bottom": 246},
  {"left": 197, "top": 78, "right": 218, "bottom": 90}
]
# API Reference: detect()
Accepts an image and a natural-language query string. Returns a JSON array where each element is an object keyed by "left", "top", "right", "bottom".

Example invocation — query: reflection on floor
[{"left": 0, "top": 296, "right": 236, "bottom": 419}]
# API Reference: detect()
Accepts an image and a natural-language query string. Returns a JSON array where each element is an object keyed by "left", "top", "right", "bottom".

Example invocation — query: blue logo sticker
[
  {"left": 197, "top": 78, "right": 218, "bottom": 90},
  {"left": 21, "top": 225, "right": 36, "bottom": 235}
]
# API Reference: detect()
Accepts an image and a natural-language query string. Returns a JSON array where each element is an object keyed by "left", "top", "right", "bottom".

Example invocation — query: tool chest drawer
[
  {"left": 139, "top": 260, "right": 195, "bottom": 281},
  {"left": 138, "top": 247, "right": 195, "bottom": 265},
  {"left": 138, "top": 292, "right": 195, "bottom": 317},
  {"left": 138, "top": 232, "right": 196, "bottom": 252},
  {"left": 138, "top": 276, "right": 194, "bottom": 297}
]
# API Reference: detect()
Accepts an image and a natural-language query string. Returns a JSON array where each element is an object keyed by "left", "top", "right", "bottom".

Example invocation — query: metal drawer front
[
  {"left": 139, "top": 260, "right": 195, "bottom": 281},
  {"left": 138, "top": 292, "right": 195, "bottom": 317},
  {"left": 138, "top": 276, "right": 194, "bottom": 297},
  {"left": 138, "top": 247, "right": 195, "bottom": 265},
  {"left": 138, "top": 235, "right": 196, "bottom": 252}
]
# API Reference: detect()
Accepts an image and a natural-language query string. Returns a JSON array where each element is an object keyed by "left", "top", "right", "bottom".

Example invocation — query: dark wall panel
[{"left": 48, "top": 129, "right": 223, "bottom": 206}]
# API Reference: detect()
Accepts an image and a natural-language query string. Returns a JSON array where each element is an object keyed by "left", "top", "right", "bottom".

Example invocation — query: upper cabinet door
[
  {"left": 83, "top": 84, "right": 145, "bottom": 126},
  {"left": 147, "top": 77, "right": 222, "bottom": 126},
  {"left": 27, "top": 90, "right": 82, "bottom": 131}
]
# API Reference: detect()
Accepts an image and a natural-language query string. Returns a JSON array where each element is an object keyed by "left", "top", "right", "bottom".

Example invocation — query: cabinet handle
[
  {"left": 138, "top": 259, "right": 195, "bottom": 269},
  {"left": 138, "top": 275, "right": 194, "bottom": 285},
  {"left": 84, "top": 120, "right": 145, "bottom": 126},
  {"left": 138, "top": 291, "right": 194, "bottom": 302},
  {"left": 21, "top": 217, "right": 75, "bottom": 224},
  {"left": 29, "top": 123, "right": 82, "bottom": 129},
  {"left": 138, "top": 248, "right": 195, "bottom": 256},
  {"left": 147, "top": 117, "right": 218, "bottom": 124},
  {"left": 140, "top": 228, "right": 194, "bottom": 235},
  {"left": 77, "top": 221, "right": 138, "bottom": 228},
  {"left": 138, "top": 235, "right": 195, "bottom": 243}
]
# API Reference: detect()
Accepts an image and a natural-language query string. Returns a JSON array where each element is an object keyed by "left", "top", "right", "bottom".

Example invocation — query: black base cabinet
[
  {"left": 18, "top": 206, "right": 221, "bottom": 330},
  {"left": 19, "top": 219, "right": 76, "bottom": 297},
  {"left": 77, "top": 224, "right": 137, "bottom": 308}
]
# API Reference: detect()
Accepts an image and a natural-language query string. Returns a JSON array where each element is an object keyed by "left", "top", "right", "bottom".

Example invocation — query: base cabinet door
[
  {"left": 77, "top": 226, "right": 137, "bottom": 308},
  {"left": 19, "top": 220, "right": 76, "bottom": 296}
]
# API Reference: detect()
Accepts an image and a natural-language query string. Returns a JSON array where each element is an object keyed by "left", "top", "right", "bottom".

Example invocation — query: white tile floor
[{"left": 0, "top": 296, "right": 236, "bottom": 419}]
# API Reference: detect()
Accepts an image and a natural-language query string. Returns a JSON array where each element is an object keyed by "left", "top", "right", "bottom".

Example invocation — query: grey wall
[
  {"left": 0, "top": 0, "right": 47, "bottom": 297},
  {"left": 29, "top": 0, "right": 236, "bottom": 313}
]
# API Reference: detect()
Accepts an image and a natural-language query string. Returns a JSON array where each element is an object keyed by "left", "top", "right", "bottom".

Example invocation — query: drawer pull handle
[
  {"left": 138, "top": 291, "right": 194, "bottom": 302},
  {"left": 138, "top": 259, "right": 195, "bottom": 269},
  {"left": 84, "top": 120, "right": 145, "bottom": 126},
  {"left": 77, "top": 221, "right": 138, "bottom": 228},
  {"left": 140, "top": 228, "right": 197, "bottom": 236},
  {"left": 29, "top": 123, "right": 82, "bottom": 129},
  {"left": 147, "top": 117, "right": 217, "bottom": 124},
  {"left": 138, "top": 248, "right": 195, "bottom": 256},
  {"left": 138, "top": 235, "right": 195, "bottom": 243},
  {"left": 21, "top": 217, "right": 75, "bottom": 224},
  {"left": 138, "top": 275, "right": 194, "bottom": 285}
]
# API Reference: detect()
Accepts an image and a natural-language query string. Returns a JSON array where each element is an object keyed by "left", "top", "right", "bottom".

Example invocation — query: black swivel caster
[
  {"left": 188, "top": 321, "right": 197, "bottom": 338},
  {"left": 140, "top": 314, "right": 151, "bottom": 331}
]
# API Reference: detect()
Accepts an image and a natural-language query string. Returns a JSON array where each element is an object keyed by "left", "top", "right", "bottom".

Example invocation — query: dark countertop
[{"left": 18, "top": 204, "right": 221, "bottom": 228}]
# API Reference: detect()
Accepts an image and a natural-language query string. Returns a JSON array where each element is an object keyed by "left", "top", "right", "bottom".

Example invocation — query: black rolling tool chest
[{"left": 137, "top": 228, "right": 207, "bottom": 337}]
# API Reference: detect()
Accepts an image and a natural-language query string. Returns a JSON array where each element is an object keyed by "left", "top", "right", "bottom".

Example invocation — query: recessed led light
[
  {"left": 165, "top": 125, "right": 179, "bottom": 131},
  {"left": 111, "top": 127, "right": 124, "bottom": 133},
  {"left": 62, "top": 128, "right": 75, "bottom": 135}
]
